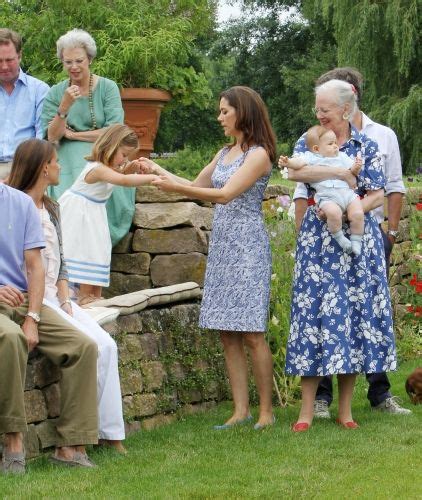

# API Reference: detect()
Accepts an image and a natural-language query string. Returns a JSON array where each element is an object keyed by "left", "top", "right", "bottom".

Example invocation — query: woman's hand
[
  {"left": 60, "top": 301, "right": 73, "bottom": 316},
  {"left": 151, "top": 174, "right": 181, "bottom": 192},
  {"left": 60, "top": 85, "right": 81, "bottom": 113},
  {"left": 64, "top": 128, "right": 76, "bottom": 140},
  {"left": 121, "top": 160, "right": 142, "bottom": 175},
  {"left": 138, "top": 158, "right": 161, "bottom": 175}
]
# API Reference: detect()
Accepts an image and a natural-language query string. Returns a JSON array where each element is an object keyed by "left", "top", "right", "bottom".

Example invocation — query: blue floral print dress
[
  {"left": 199, "top": 146, "right": 271, "bottom": 333},
  {"left": 285, "top": 127, "right": 397, "bottom": 376}
]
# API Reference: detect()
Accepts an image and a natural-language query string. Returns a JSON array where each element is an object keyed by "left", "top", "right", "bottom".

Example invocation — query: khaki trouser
[
  {"left": 0, "top": 297, "right": 98, "bottom": 446},
  {"left": 0, "top": 161, "right": 12, "bottom": 180}
]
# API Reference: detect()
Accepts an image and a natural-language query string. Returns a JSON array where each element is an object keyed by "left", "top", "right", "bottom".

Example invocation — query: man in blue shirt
[
  {"left": 0, "top": 184, "right": 99, "bottom": 473},
  {"left": 0, "top": 28, "right": 49, "bottom": 178}
]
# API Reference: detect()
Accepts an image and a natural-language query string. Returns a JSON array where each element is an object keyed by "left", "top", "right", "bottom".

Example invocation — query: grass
[{"left": 1, "top": 359, "right": 421, "bottom": 499}]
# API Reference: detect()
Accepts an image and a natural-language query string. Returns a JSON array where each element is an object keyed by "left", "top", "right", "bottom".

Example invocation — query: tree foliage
[
  {"left": 305, "top": 0, "right": 421, "bottom": 172},
  {"left": 0, "top": 0, "right": 217, "bottom": 107}
]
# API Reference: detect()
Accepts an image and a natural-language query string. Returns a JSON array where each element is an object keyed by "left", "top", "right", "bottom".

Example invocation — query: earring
[
  {"left": 44, "top": 171, "right": 48, "bottom": 178},
  {"left": 343, "top": 112, "right": 350, "bottom": 120}
]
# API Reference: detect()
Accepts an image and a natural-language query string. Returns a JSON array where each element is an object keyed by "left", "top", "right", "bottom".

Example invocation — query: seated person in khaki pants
[{"left": 0, "top": 182, "right": 98, "bottom": 473}]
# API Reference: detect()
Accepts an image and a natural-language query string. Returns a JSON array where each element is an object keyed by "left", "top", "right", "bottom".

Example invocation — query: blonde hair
[
  {"left": 86, "top": 124, "right": 139, "bottom": 166},
  {"left": 305, "top": 125, "right": 332, "bottom": 150}
]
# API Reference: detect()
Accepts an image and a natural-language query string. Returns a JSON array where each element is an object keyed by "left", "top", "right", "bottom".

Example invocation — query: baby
[{"left": 280, "top": 125, "right": 364, "bottom": 255}]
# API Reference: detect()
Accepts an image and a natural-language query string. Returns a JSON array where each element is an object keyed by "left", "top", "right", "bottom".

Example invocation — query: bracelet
[{"left": 60, "top": 298, "right": 72, "bottom": 307}]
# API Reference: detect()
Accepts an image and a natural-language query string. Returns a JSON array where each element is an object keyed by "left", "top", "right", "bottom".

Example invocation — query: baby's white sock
[
  {"left": 350, "top": 234, "right": 363, "bottom": 256},
  {"left": 333, "top": 230, "right": 352, "bottom": 253}
]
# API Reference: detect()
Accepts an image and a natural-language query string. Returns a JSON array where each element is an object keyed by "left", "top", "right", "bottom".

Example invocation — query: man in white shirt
[{"left": 292, "top": 67, "right": 410, "bottom": 417}]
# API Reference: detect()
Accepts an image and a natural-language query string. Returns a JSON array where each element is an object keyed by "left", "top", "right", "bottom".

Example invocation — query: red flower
[
  {"left": 409, "top": 274, "right": 418, "bottom": 286},
  {"left": 416, "top": 281, "right": 422, "bottom": 294},
  {"left": 416, "top": 202, "right": 422, "bottom": 211}
]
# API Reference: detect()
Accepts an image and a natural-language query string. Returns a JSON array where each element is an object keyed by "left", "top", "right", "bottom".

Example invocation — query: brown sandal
[{"left": 77, "top": 295, "right": 98, "bottom": 307}]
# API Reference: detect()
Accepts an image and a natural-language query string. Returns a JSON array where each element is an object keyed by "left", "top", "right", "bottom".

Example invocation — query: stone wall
[
  {"left": 22, "top": 302, "right": 227, "bottom": 458},
  {"left": 384, "top": 186, "right": 421, "bottom": 313},
  {"left": 108, "top": 185, "right": 290, "bottom": 297}
]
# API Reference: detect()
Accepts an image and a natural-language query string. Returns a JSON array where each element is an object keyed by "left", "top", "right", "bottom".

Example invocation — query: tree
[
  {"left": 304, "top": 0, "right": 421, "bottom": 173},
  {"left": 208, "top": 2, "right": 336, "bottom": 149}
]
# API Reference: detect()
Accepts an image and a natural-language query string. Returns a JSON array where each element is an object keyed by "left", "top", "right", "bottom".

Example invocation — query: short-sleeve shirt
[{"left": 0, "top": 184, "right": 45, "bottom": 291}]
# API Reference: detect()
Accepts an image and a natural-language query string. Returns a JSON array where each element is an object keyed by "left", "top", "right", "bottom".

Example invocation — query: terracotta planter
[{"left": 121, "top": 88, "right": 171, "bottom": 158}]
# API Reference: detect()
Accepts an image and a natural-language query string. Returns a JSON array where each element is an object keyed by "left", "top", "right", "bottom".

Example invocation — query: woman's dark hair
[
  {"left": 219, "top": 86, "right": 277, "bottom": 163},
  {"left": 8, "top": 138, "right": 58, "bottom": 217}
]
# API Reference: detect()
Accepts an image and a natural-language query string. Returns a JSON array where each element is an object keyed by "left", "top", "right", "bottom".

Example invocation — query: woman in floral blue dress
[
  {"left": 140, "top": 86, "right": 277, "bottom": 430},
  {"left": 285, "top": 79, "right": 397, "bottom": 431}
]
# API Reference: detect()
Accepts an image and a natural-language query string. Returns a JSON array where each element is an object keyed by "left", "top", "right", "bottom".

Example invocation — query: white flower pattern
[{"left": 285, "top": 127, "right": 397, "bottom": 376}]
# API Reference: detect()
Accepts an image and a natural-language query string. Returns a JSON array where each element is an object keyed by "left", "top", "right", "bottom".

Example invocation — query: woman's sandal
[
  {"left": 336, "top": 418, "right": 359, "bottom": 429},
  {"left": 291, "top": 422, "right": 310, "bottom": 433},
  {"left": 77, "top": 295, "right": 101, "bottom": 308},
  {"left": 49, "top": 451, "right": 96, "bottom": 468},
  {"left": 98, "top": 439, "right": 127, "bottom": 455}
]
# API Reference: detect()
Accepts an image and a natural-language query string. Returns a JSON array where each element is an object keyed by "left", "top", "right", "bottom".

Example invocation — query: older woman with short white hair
[
  {"left": 284, "top": 79, "right": 397, "bottom": 432},
  {"left": 41, "top": 28, "right": 134, "bottom": 246}
]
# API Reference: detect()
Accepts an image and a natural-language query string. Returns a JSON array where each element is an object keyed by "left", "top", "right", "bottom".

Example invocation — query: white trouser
[{"left": 43, "top": 296, "right": 125, "bottom": 440}]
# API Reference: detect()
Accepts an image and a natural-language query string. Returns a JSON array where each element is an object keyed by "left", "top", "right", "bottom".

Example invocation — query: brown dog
[{"left": 405, "top": 367, "right": 422, "bottom": 404}]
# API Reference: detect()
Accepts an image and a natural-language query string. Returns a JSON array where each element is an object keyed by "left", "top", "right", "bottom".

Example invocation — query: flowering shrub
[{"left": 264, "top": 193, "right": 301, "bottom": 405}]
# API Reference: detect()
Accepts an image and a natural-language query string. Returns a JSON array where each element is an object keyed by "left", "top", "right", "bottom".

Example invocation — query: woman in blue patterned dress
[
  {"left": 285, "top": 80, "right": 396, "bottom": 432},
  {"left": 140, "top": 86, "right": 277, "bottom": 430}
]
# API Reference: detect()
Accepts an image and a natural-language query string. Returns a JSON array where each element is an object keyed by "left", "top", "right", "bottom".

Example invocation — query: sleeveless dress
[
  {"left": 199, "top": 146, "right": 271, "bottom": 332},
  {"left": 58, "top": 162, "right": 114, "bottom": 287},
  {"left": 285, "top": 127, "right": 397, "bottom": 376}
]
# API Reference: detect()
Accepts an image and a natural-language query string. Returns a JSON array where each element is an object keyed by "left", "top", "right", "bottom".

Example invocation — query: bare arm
[
  {"left": 360, "top": 189, "right": 384, "bottom": 213},
  {"left": 288, "top": 165, "right": 357, "bottom": 189},
  {"left": 85, "top": 165, "right": 159, "bottom": 187},
  {"left": 56, "top": 279, "right": 73, "bottom": 316},
  {"left": 139, "top": 149, "right": 223, "bottom": 188},
  {"left": 387, "top": 192, "right": 403, "bottom": 231},
  {"left": 294, "top": 198, "right": 308, "bottom": 231},
  {"left": 62, "top": 127, "right": 108, "bottom": 143},
  {"left": 23, "top": 248, "right": 45, "bottom": 351},
  {"left": 152, "top": 148, "right": 271, "bottom": 204}
]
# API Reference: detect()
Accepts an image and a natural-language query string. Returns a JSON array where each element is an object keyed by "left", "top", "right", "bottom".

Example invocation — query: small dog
[{"left": 405, "top": 367, "right": 422, "bottom": 404}]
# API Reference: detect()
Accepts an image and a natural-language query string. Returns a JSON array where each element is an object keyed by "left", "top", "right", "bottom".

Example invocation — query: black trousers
[{"left": 315, "top": 227, "right": 394, "bottom": 407}]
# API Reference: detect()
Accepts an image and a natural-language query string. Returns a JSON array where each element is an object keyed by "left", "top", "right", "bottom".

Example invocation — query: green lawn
[{"left": 1, "top": 359, "right": 421, "bottom": 499}]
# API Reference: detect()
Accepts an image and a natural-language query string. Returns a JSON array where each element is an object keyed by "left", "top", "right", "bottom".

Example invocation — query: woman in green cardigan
[{"left": 41, "top": 28, "right": 134, "bottom": 246}]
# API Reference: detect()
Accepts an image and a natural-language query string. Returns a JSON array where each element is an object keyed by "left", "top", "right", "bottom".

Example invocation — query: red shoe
[
  {"left": 336, "top": 418, "right": 359, "bottom": 429},
  {"left": 291, "top": 422, "right": 310, "bottom": 432}
]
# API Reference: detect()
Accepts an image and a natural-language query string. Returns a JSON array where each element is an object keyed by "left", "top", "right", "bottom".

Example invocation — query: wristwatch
[
  {"left": 387, "top": 229, "right": 399, "bottom": 239},
  {"left": 26, "top": 311, "right": 41, "bottom": 323},
  {"left": 56, "top": 110, "right": 68, "bottom": 119}
]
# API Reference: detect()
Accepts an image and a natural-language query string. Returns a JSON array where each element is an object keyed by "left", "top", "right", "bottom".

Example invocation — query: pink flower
[{"left": 277, "top": 194, "right": 291, "bottom": 208}]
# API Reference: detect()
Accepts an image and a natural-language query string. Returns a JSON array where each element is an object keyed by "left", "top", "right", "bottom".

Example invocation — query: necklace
[{"left": 66, "top": 73, "right": 97, "bottom": 131}]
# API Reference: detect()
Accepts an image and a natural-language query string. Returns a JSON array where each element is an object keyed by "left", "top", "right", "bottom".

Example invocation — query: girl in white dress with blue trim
[{"left": 58, "top": 124, "right": 158, "bottom": 305}]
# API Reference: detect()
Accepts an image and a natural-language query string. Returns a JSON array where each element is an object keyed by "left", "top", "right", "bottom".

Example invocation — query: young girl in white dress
[
  {"left": 57, "top": 124, "right": 159, "bottom": 306},
  {"left": 9, "top": 138, "right": 130, "bottom": 453}
]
